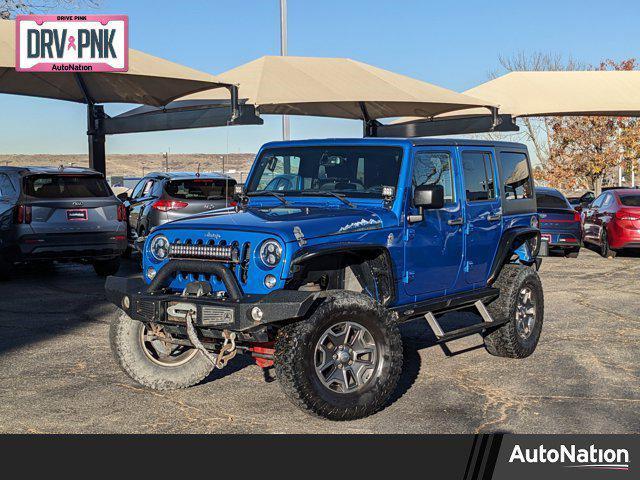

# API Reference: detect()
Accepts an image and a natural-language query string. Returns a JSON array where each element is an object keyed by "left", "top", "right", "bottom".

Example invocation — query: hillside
[{"left": 0, "top": 153, "right": 256, "bottom": 181}]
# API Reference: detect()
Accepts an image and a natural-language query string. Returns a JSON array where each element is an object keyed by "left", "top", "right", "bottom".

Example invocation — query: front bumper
[
  {"left": 105, "top": 275, "right": 321, "bottom": 339},
  {"left": 18, "top": 231, "right": 127, "bottom": 260}
]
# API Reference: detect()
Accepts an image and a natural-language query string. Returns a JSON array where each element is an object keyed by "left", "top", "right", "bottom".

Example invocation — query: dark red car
[{"left": 582, "top": 189, "right": 640, "bottom": 257}]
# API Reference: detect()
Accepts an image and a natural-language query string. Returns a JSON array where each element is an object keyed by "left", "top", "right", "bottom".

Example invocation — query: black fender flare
[
  {"left": 289, "top": 243, "right": 397, "bottom": 304},
  {"left": 487, "top": 227, "right": 540, "bottom": 286}
]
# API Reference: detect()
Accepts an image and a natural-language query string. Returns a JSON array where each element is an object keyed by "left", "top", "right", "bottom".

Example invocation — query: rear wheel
[
  {"left": 93, "top": 257, "right": 121, "bottom": 277},
  {"left": 483, "top": 265, "right": 544, "bottom": 358},
  {"left": 274, "top": 292, "right": 402, "bottom": 420},
  {"left": 600, "top": 229, "right": 617, "bottom": 258},
  {"left": 110, "top": 314, "right": 214, "bottom": 390}
]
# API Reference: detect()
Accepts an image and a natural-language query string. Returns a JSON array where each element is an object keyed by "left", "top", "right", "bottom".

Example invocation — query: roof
[
  {"left": 610, "top": 188, "right": 640, "bottom": 195},
  {"left": 179, "top": 55, "right": 496, "bottom": 120},
  {"left": 147, "top": 171, "right": 234, "bottom": 180},
  {"left": 0, "top": 166, "right": 101, "bottom": 175},
  {"left": 535, "top": 186, "right": 563, "bottom": 194},
  {"left": 260, "top": 137, "right": 527, "bottom": 150}
]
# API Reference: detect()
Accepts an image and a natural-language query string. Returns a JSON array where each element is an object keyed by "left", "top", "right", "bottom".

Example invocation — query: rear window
[
  {"left": 500, "top": 152, "right": 533, "bottom": 200},
  {"left": 537, "top": 192, "right": 570, "bottom": 209},
  {"left": 619, "top": 194, "right": 640, "bottom": 207},
  {"left": 25, "top": 175, "right": 112, "bottom": 198},
  {"left": 165, "top": 179, "right": 234, "bottom": 200}
]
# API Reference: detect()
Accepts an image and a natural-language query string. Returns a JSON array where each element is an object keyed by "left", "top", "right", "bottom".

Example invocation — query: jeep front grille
[{"left": 169, "top": 243, "right": 240, "bottom": 263}]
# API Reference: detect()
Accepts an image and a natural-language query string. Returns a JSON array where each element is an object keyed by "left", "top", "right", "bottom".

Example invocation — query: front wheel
[
  {"left": 483, "top": 264, "right": 544, "bottom": 358},
  {"left": 110, "top": 314, "right": 214, "bottom": 390},
  {"left": 274, "top": 292, "right": 402, "bottom": 421}
]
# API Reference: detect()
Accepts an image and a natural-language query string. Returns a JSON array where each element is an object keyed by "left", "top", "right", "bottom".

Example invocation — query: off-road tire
[
  {"left": 600, "top": 229, "right": 617, "bottom": 258},
  {"left": 93, "top": 257, "right": 121, "bottom": 277},
  {"left": 483, "top": 264, "right": 544, "bottom": 358},
  {"left": 274, "top": 291, "right": 402, "bottom": 421},
  {"left": 110, "top": 313, "right": 214, "bottom": 390}
]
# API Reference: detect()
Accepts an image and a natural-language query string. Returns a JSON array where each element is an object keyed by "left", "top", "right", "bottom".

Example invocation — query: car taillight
[
  {"left": 573, "top": 211, "right": 581, "bottom": 222},
  {"left": 152, "top": 200, "right": 189, "bottom": 212},
  {"left": 615, "top": 210, "right": 640, "bottom": 221},
  {"left": 14, "top": 205, "right": 32, "bottom": 224},
  {"left": 229, "top": 200, "right": 238, "bottom": 207},
  {"left": 117, "top": 204, "right": 127, "bottom": 222}
]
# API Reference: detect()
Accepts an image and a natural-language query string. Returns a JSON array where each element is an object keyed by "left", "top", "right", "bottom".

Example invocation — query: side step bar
[{"left": 425, "top": 300, "right": 505, "bottom": 344}]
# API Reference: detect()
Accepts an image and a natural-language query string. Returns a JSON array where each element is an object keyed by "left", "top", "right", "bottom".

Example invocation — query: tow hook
[{"left": 182, "top": 306, "right": 237, "bottom": 369}]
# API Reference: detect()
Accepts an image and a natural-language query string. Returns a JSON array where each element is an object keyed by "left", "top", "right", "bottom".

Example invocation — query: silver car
[
  {"left": 119, "top": 172, "right": 236, "bottom": 250},
  {"left": 0, "top": 166, "right": 127, "bottom": 279}
]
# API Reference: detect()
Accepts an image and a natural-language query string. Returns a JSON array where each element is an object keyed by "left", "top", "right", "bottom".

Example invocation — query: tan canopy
[
  {"left": 181, "top": 55, "right": 496, "bottom": 120},
  {"left": 392, "top": 70, "right": 640, "bottom": 124},
  {"left": 0, "top": 19, "right": 230, "bottom": 106}
]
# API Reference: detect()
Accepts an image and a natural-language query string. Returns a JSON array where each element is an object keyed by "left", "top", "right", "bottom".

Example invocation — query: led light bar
[{"left": 169, "top": 243, "right": 240, "bottom": 263}]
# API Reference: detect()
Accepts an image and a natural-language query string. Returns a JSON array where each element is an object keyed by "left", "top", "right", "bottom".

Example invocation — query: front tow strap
[{"left": 183, "top": 309, "right": 237, "bottom": 369}]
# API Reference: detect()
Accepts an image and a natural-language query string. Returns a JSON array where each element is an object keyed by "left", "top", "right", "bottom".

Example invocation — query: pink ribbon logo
[{"left": 67, "top": 36, "right": 77, "bottom": 51}]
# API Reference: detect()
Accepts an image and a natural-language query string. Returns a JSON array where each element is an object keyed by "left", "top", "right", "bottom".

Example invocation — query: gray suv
[
  {"left": 120, "top": 172, "right": 236, "bottom": 251},
  {"left": 0, "top": 166, "right": 127, "bottom": 279}
]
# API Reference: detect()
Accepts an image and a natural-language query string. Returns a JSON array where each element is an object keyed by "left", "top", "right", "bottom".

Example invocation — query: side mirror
[
  {"left": 117, "top": 192, "right": 129, "bottom": 202},
  {"left": 414, "top": 184, "right": 445, "bottom": 210}
]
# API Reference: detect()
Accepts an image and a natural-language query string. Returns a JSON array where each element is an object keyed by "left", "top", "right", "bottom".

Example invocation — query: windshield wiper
[
  {"left": 247, "top": 191, "right": 289, "bottom": 206},
  {"left": 299, "top": 191, "right": 355, "bottom": 208}
]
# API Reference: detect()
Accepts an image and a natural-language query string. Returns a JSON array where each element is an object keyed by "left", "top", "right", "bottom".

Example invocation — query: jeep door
[
  {"left": 404, "top": 148, "right": 464, "bottom": 296},
  {"left": 460, "top": 148, "right": 502, "bottom": 284}
]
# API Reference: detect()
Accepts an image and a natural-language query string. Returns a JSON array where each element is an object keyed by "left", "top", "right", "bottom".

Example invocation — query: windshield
[
  {"left": 25, "top": 175, "right": 112, "bottom": 198},
  {"left": 165, "top": 179, "right": 234, "bottom": 200},
  {"left": 247, "top": 146, "right": 403, "bottom": 198}
]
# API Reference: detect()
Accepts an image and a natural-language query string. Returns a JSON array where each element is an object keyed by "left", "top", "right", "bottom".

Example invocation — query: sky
[{"left": 1, "top": 0, "right": 639, "bottom": 155}]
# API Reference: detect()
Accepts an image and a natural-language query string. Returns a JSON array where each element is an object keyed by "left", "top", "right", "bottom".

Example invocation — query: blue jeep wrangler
[{"left": 106, "top": 138, "right": 542, "bottom": 420}]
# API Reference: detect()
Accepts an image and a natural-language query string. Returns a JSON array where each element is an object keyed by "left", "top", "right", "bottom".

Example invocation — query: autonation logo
[{"left": 509, "top": 444, "right": 630, "bottom": 471}]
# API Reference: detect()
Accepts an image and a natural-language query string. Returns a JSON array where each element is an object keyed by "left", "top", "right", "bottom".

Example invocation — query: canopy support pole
[
  {"left": 87, "top": 104, "right": 106, "bottom": 175},
  {"left": 359, "top": 102, "right": 380, "bottom": 137},
  {"left": 74, "top": 73, "right": 107, "bottom": 175}
]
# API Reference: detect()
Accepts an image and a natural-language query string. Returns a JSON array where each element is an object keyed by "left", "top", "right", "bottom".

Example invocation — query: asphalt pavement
[{"left": 0, "top": 248, "right": 638, "bottom": 433}]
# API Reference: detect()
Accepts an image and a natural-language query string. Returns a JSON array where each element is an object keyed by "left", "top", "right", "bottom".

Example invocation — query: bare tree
[{"left": 1, "top": 1, "right": 99, "bottom": 20}]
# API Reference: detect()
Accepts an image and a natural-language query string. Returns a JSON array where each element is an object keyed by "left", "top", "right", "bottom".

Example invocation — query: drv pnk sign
[{"left": 16, "top": 15, "right": 128, "bottom": 72}]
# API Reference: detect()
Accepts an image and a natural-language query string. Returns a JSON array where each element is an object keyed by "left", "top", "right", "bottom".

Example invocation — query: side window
[
  {"left": 0, "top": 174, "right": 16, "bottom": 198},
  {"left": 500, "top": 152, "right": 532, "bottom": 200},
  {"left": 141, "top": 180, "right": 154, "bottom": 197},
  {"left": 461, "top": 151, "right": 495, "bottom": 202},
  {"left": 591, "top": 194, "right": 605, "bottom": 208},
  {"left": 412, "top": 151, "right": 455, "bottom": 204},
  {"left": 130, "top": 179, "right": 147, "bottom": 199}
]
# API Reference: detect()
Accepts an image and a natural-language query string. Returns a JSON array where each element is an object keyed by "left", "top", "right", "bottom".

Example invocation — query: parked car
[
  {"left": 535, "top": 187, "right": 582, "bottom": 257},
  {"left": 582, "top": 188, "right": 640, "bottom": 257},
  {"left": 119, "top": 172, "right": 236, "bottom": 251},
  {"left": 567, "top": 191, "right": 594, "bottom": 213},
  {"left": 106, "top": 138, "right": 543, "bottom": 421},
  {"left": 0, "top": 166, "right": 127, "bottom": 279}
]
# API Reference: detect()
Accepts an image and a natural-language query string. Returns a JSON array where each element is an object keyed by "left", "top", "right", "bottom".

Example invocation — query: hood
[{"left": 157, "top": 204, "right": 398, "bottom": 243}]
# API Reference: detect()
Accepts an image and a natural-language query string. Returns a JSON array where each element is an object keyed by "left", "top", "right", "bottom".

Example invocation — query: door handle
[
  {"left": 447, "top": 218, "right": 464, "bottom": 226},
  {"left": 487, "top": 213, "right": 502, "bottom": 222}
]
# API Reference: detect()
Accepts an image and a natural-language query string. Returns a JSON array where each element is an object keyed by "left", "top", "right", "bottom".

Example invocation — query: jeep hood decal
[{"left": 158, "top": 205, "right": 396, "bottom": 242}]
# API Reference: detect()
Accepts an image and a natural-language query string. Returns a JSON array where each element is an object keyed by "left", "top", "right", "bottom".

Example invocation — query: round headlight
[
  {"left": 150, "top": 235, "right": 169, "bottom": 261},
  {"left": 259, "top": 239, "right": 282, "bottom": 268}
]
